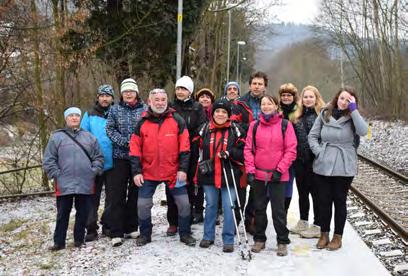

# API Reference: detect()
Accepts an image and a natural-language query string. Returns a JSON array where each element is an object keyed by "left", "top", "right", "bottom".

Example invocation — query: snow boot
[
  {"left": 136, "top": 235, "right": 152, "bottom": 246},
  {"left": 327, "top": 234, "right": 342, "bottom": 251},
  {"left": 166, "top": 225, "right": 177, "bottom": 236},
  {"left": 199, "top": 240, "right": 214, "bottom": 248},
  {"left": 316, "top": 232, "right": 329, "bottom": 249},
  {"left": 180, "top": 234, "right": 196, "bottom": 246},
  {"left": 223, "top": 244, "right": 234, "bottom": 253},
  {"left": 277, "top": 244, "right": 288, "bottom": 256},
  {"left": 251, "top": 241, "right": 265, "bottom": 253}
]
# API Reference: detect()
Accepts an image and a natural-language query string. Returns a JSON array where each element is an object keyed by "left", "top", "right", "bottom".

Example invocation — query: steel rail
[
  {"left": 0, "top": 190, "right": 54, "bottom": 201},
  {"left": 351, "top": 154, "right": 408, "bottom": 243}
]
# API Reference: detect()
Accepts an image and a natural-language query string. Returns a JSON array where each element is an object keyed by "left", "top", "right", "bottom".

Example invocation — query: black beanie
[{"left": 211, "top": 99, "right": 232, "bottom": 118}]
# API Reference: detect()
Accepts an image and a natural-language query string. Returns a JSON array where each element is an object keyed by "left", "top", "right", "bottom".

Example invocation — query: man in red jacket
[{"left": 129, "top": 88, "right": 196, "bottom": 247}]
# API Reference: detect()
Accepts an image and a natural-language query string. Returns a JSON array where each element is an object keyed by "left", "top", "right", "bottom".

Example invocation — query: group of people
[{"left": 43, "top": 71, "right": 368, "bottom": 257}]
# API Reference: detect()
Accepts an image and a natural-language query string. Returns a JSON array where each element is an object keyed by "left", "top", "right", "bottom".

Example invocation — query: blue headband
[{"left": 64, "top": 107, "right": 81, "bottom": 119}]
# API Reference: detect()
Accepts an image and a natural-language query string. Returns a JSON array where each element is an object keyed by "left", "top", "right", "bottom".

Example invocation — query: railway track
[{"left": 348, "top": 153, "right": 407, "bottom": 275}]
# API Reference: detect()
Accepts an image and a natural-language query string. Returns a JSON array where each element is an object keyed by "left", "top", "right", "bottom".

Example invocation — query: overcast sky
[{"left": 257, "top": 0, "right": 322, "bottom": 24}]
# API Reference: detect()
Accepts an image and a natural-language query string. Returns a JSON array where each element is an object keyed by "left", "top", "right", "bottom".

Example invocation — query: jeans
[
  {"left": 139, "top": 180, "right": 191, "bottom": 238},
  {"left": 54, "top": 194, "right": 92, "bottom": 246},
  {"left": 203, "top": 185, "right": 236, "bottom": 245},
  {"left": 315, "top": 174, "right": 353, "bottom": 235},
  {"left": 253, "top": 180, "right": 290, "bottom": 245}
]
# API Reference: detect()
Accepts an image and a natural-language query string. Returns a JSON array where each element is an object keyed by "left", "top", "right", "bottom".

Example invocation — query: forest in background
[{"left": 0, "top": 0, "right": 406, "bottom": 193}]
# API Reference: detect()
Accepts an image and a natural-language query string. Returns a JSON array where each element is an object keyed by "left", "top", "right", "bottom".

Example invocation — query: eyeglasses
[{"left": 281, "top": 93, "right": 294, "bottom": 98}]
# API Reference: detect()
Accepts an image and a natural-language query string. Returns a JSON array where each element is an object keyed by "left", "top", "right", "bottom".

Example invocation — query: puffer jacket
[
  {"left": 308, "top": 108, "right": 368, "bottom": 177},
  {"left": 244, "top": 113, "right": 297, "bottom": 182},
  {"left": 106, "top": 100, "right": 147, "bottom": 160},
  {"left": 129, "top": 108, "right": 190, "bottom": 188},
  {"left": 294, "top": 107, "right": 318, "bottom": 163},
  {"left": 81, "top": 102, "right": 113, "bottom": 170},
  {"left": 43, "top": 128, "right": 104, "bottom": 196}
]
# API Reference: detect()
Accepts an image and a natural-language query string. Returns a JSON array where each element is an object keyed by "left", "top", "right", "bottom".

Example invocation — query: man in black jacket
[{"left": 166, "top": 76, "right": 207, "bottom": 235}]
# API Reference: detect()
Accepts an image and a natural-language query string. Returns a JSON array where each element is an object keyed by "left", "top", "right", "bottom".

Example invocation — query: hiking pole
[
  {"left": 228, "top": 159, "right": 252, "bottom": 261},
  {"left": 222, "top": 159, "right": 251, "bottom": 261}
]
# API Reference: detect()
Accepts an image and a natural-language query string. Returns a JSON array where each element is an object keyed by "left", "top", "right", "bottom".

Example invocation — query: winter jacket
[
  {"left": 244, "top": 113, "right": 297, "bottom": 182},
  {"left": 171, "top": 98, "right": 207, "bottom": 181},
  {"left": 220, "top": 96, "right": 254, "bottom": 134},
  {"left": 294, "top": 107, "right": 318, "bottom": 163},
  {"left": 80, "top": 102, "right": 113, "bottom": 170},
  {"left": 308, "top": 108, "right": 368, "bottom": 177},
  {"left": 195, "top": 120, "right": 246, "bottom": 189},
  {"left": 279, "top": 103, "right": 298, "bottom": 122},
  {"left": 43, "top": 128, "right": 104, "bottom": 196},
  {"left": 106, "top": 100, "right": 147, "bottom": 160},
  {"left": 239, "top": 92, "right": 262, "bottom": 120},
  {"left": 129, "top": 108, "right": 190, "bottom": 188}
]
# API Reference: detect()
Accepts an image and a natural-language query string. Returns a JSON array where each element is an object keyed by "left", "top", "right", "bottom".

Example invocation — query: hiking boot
[
  {"left": 300, "top": 224, "right": 321, "bottom": 239},
  {"left": 327, "top": 234, "right": 342, "bottom": 251},
  {"left": 180, "top": 234, "right": 196, "bottom": 246},
  {"left": 102, "top": 226, "right": 111, "bottom": 238},
  {"left": 290, "top": 220, "right": 308, "bottom": 234},
  {"left": 85, "top": 231, "right": 98, "bottom": 242},
  {"left": 223, "top": 244, "right": 234, "bottom": 253},
  {"left": 74, "top": 241, "right": 85, "bottom": 248},
  {"left": 251, "top": 241, "right": 265, "bottom": 253},
  {"left": 192, "top": 213, "right": 204, "bottom": 224},
  {"left": 277, "top": 244, "right": 288, "bottom": 256},
  {"left": 124, "top": 230, "right": 140, "bottom": 239},
  {"left": 166, "top": 225, "right": 178, "bottom": 236},
  {"left": 111, "top": 237, "right": 123, "bottom": 247},
  {"left": 199, "top": 240, "right": 214, "bottom": 248},
  {"left": 316, "top": 232, "right": 330, "bottom": 249},
  {"left": 136, "top": 235, "right": 152, "bottom": 246},
  {"left": 48, "top": 244, "right": 65, "bottom": 251}
]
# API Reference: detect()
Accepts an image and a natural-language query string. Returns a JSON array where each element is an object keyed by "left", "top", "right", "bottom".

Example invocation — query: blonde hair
[{"left": 294, "top": 85, "right": 325, "bottom": 123}]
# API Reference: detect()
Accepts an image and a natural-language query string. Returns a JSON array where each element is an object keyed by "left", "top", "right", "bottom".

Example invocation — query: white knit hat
[
  {"left": 64, "top": 107, "right": 81, "bottom": 119},
  {"left": 120, "top": 78, "right": 139, "bottom": 94},
  {"left": 175, "top": 76, "right": 194, "bottom": 94}
]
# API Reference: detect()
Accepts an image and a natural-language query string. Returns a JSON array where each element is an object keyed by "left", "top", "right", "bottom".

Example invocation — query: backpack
[{"left": 251, "top": 119, "right": 288, "bottom": 154}]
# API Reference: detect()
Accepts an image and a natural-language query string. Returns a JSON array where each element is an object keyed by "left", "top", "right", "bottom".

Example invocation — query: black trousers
[
  {"left": 86, "top": 171, "right": 109, "bottom": 233},
  {"left": 253, "top": 180, "right": 290, "bottom": 244},
  {"left": 295, "top": 161, "right": 319, "bottom": 225},
  {"left": 167, "top": 183, "right": 204, "bottom": 226},
  {"left": 235, "top": 186, "right": 247, "bottom": 224},
  {"left": 106, "top": 159, "right": 139, "bottom": 238},
  {"left": 315, "top": 174, "right": 353, "bottom": 235},
  {"left": 54, "top": 194, "right": 92, "bottom": 246}
]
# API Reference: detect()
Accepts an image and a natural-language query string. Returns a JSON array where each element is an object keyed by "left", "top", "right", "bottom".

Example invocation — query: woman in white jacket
[{"left": 308, "top": 87, "right": 368, "bottom": 251}]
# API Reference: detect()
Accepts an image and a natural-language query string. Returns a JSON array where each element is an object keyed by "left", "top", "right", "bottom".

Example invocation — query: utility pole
[
  {"left": 226, "top": 10, "right": 231, "bottom": 82},
  {"left": 236, "top": 41, "right": 246, "bottom": 81},
  {"left": 176, "top": 0, "right": 183, "bottom": 80}
]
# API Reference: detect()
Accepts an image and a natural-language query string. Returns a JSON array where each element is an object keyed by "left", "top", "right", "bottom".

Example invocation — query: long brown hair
[
  {"left": 294, "top": 85, "right": 325, "bottom": 123},
  {"left": 323, "top": 86, "right": 359, "bottom": 122}
]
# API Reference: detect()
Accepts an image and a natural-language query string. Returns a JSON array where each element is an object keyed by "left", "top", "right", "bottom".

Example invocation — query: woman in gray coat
[{"left": 308, "top": 87, "right": 368, "bottom": 251}]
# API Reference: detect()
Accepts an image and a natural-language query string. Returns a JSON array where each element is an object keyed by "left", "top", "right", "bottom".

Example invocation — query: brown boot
[
  {"left": 316, "top": 232, "right": 329, "bottom": 249},
  {"left": 251, "top": 241, "right": 265, "bottom": 253},
  {"left": 327, "top": 234, "right": 342, "bottom": 251}
]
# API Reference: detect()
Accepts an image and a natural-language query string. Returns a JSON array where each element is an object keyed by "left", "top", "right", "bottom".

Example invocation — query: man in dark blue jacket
[{"left": 80, "top": 84, "right": 114, "bottom": 241}]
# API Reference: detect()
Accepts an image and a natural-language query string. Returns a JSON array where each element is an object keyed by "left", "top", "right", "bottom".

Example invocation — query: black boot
[
  {"left": 136, "top": 235, "right": 152, "bottom": 246},
  {"left": 180, "top": 234, "right": 196, "bottom": 246}
]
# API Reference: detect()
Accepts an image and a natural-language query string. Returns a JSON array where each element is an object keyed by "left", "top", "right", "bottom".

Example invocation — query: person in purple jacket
[{"left": 244, "top": 95, "right": 297, "bottom": 256}]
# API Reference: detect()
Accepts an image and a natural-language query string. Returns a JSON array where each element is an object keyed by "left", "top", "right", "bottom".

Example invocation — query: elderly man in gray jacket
[{"left": 43, "top": 107, "right": 104, "bottom": 251}]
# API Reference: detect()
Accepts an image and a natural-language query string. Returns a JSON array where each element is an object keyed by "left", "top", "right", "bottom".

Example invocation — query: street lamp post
[
  {"left": 176, "top": 0, "right": 183, "bottom": 80},
  {"left": 226, "top": 10, "right": 231, "bottom": 82},
  {"left": 236, "top": 41, "right": 246, "bottom": 81}
]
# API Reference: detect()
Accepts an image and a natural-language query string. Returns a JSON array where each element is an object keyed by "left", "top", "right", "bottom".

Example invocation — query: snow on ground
[{"left": 0, "top": 184, "right": 389, "bottom": 275}]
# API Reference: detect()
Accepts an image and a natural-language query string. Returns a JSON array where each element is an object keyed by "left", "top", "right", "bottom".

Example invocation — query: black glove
[
  {"left": 271, "top": 171, "right": 282, "bottom": 183},
  {"left": 247, "top": 173, "right": 255, "bottom": 186},
  {"left": 219, "top": 150, "right": 229, "bottom": 159}
]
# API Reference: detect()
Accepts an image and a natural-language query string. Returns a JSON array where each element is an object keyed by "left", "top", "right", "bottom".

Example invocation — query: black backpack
[{"left": 251, "top": 119, "right": 288, "bottom": 154}]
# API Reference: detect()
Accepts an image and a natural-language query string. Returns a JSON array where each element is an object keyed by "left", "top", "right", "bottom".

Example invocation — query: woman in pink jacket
[{"left": 244, "top": 95, "right": 297, "bottom": 256}]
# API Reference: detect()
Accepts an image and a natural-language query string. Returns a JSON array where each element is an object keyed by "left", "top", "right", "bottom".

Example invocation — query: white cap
[
  {"left": 175, "top": 76, "right": 194, "bottom": 94},
  {"left": 120, "top": 78, "right": 139, "bottom": 94}
]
